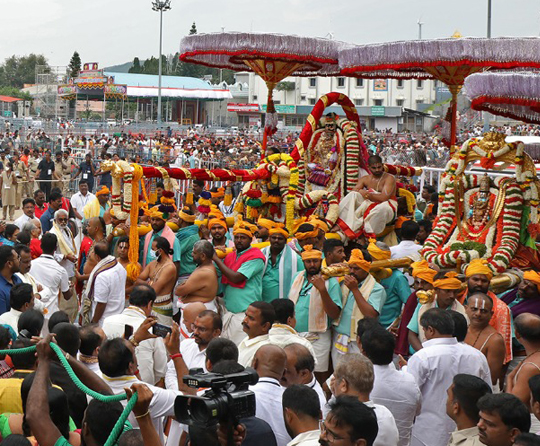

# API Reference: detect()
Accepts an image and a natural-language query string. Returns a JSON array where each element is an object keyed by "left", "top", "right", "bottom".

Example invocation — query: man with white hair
[{"left": 49, "top": 209, "right": 78, "bottom": 320}]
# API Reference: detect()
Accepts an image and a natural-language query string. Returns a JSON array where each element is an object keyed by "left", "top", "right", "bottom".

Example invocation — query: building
[{"left": 221, "top": 72, "right": 443, "bottom": 132}]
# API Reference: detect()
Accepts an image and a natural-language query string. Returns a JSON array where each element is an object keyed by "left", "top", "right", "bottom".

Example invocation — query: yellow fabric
[
  {"left": 211, "top": 187, "right": 225, "bottom": 198},
  {"left": 411, "top": 260, "right": 437, "bottom": 284},
  {"left": 348, "top": 249, "right": 371, "bottom": 272},
  {"left": 257, "top": 217, "right": 276, "bottom": 230},
  {"left": 367, "top": 241, "right": 391, "bottom": 261},
  {"left": 433, "top": 271, "right": 462, "bottom": 290},
  {"left": 465, "top": 259, "right": 494, "bottom": 280},
  {"left": 83, "top": 197, "right": 101, "bottom": 220},
  {"left": 96, "top": 186, "right": 110, "bottom": 196},
  {"left": 147, "top": 206, "right": 165, "bottom": 220},
  {"left": 301, "top": 245, "right": 323, "bottom": 260},
  {"left": 269, "top": 227, "right": 289, "bottom": 238},
  {"left": 295, "top": 228, "right": 319, "bottom": 240},
  {"left": 209, "top": 218, "right": 227, "bottom": 230},
  {"left": 233, "top": 221, "right": 255, "bottom": 238},
  {"left": 179, "top": 209, "right": 196, "bottom": 223},
  {"left": 52, "top": 222, "right": 75, "bottom": 257},
  {"left": 524, "top": 270, "right": 540, "bottom": 292},
  {"left": 308, "top": 216, "right": 329, "bottom": 233}
]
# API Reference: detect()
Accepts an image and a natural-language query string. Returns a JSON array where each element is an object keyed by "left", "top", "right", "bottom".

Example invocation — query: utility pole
[
  {"left": 152, "top": 0, "right": 172, "bottom": 127},
  {"left": 417, "top": 17, "right": 423, "bottom": 40}
]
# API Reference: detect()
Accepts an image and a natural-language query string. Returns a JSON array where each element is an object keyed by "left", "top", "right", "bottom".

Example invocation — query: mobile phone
[
  {"left": 123, "top": 324, "right": 134, "bottom": 340},
  {"left": 19, "top": 329, "right": 32, "bottom": 339},
  {"left": 152, "top": 323, "right": 172, "bottom": 338}
]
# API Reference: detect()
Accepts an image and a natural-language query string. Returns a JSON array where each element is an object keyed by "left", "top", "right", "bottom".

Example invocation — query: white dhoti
[
  {"left": 337, "top": 191, "right": 397, "bottom": 238},
  {"left": 152, "top": 294, "right": 173, "bottom": 326},
  {"left": 299, "top": 330, "right": 332, "bottom": 372},
  {"left": 222, "top": 311, "right": 247, "bottom": 345}
]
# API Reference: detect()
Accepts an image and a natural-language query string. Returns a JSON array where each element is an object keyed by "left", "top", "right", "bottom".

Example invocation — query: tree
[
  {"left": 67, "top": 51, "right": 81, "bottom": 79},
  {"left": 129, "top": 57, "right": 142, "bottom": 74},
  {"left": 189, "top": 22, "right": 197, "bottom": 35},
  {"left": 0, "top": 86, "right": 32, "bottom": 101},
  {"left": 0, "top": 54, "right": 50, "bottom": 88}
]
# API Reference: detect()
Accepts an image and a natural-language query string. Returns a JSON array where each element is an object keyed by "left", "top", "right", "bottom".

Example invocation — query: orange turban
[
  {"left": 348, "top": 249, "right": 371, "bottom": 272},
  {"left": 233, "top": 221, "right": 255, "bottom": 238},
  {"left": 295, "top": 227, "right": 319, "bottom": 240},
  {"left": 433, "top": 271, "right": 462, "bottom": 290},
  {"left": 96, "top": 186, "right": 110, "bottom": 197},
  {"left": 178, "top": 208, "right": 197, "bottom": 223},
  {"left": 257, "top": 217, "right": 276, "bottom": 231},
  {"left": 465, "top": 259, "right": 493, "bottom": 280},
  {"left": 367, "top": 241, "right": 391, "bottom": 261},
  {"left": 308, "top": 216, "right": 329, "bottom": 233},
  {"left": 147, "top": 206, "right": 165, "bottom": 220},
  {"left": 524, "top": 270, "right": 540, "bottom": 292},
  {"left": 269, "top": 226, "right": 289, "bottom": 238},
  {"left": 301, "top": 245, "right": 323, "bottom": 261},
  {"left": 211, "top": 187, "right": 225, "bottom": 198},
  {"left": 209, "top": 218, "right": 227, "bottom": 230},
  {"left": 411, "top": 260, "right": 437, "bottom": 284}
]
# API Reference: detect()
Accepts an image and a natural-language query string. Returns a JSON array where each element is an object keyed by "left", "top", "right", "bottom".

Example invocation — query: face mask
[{"left": 151, "top": 249, "right": 160, "bottom": 260}]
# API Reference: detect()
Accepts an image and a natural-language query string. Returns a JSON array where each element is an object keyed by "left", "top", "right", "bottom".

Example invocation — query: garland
[{"left": 295, "top": 190, "right": 340, "bottom": 227}]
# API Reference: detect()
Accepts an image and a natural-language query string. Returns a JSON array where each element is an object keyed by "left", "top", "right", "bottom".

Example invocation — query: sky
[{"left": 2, "top": 0, "right": 540, "bottom": 69}]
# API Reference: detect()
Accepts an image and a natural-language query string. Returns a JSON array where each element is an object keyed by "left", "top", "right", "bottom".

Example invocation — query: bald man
[
  {"left": 180, "top": 302, "right": 206, "bottom": 342},
  {"left": 507, "top": 313, "right": 540, "bottom": 415},
  {"left": 250, "top": 345, "right": 290, "bottom": 446}
]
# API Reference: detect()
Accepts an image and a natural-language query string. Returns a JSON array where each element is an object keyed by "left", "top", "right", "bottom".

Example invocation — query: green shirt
[
  {"left": 261, "top": 249, "right": 304, "bottom": 303},
  {"left": 145, "top": 228, "right": 182, "bottom": 266},
  {"left": 223, "top": 249, "right": 265, "bottom": 313},
  {"left": 334, "top": 280, "right": 387, "bottom": 336},
  {"left": 54, "top": 438, "right": 72, "bottom": 446},
  {"left": 379, "top": 270, "right": 412, "bottom": 328},
  {"left": 177, "top": 226, "right": 200, "bottom": 277},
  {"left": 293, "top": 274, "right": 342, "bottom": 333}
]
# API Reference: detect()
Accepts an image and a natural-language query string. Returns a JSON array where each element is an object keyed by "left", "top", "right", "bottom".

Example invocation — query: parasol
[
  {"left": 338, "top": 37, "right": 540, "bottom": 147},
  {"left": 180, "top": 32, "right": 345, "bottom": 155},
  {"left": 465, "top": 71, "right": 540, "bottom": 125}
]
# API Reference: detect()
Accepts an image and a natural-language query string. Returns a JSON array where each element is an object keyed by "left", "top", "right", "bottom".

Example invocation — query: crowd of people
[{"left": 0, "top": 127, "right": 538, "bottom": 445}]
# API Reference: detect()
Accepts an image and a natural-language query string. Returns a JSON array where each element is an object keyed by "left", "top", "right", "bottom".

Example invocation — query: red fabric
[
  {"left": 34, "top": 203, "right": 49, "bottom": 219},
  {"left": 61, "top": 197, "right": 70, "bottom": 212},
  {"left": 76, "top": 236, "right": 93, "bottom": 296},
  {"left": 222, "top": 247, "right": 265, "bottom": 289},
  {"left": 30, "top": 238, "right": 42, "bottom": 260},
  {"left": 471, "top": 96, "right": 540, "bottom": 125},
  {"left": 395, "top": 291, "right": 419, "bottom": 356},
  {"left": 140, "top": 166, "right": 269, "bottom": 182}
]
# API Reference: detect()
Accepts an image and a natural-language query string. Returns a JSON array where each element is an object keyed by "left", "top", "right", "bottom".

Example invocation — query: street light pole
[{"left": 152, "top": 0, "right": 171, "bottom": 127}]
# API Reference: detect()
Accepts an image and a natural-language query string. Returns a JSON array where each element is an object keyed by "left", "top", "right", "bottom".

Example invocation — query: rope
[{"left": 3, "top": 342, "right": 139, "bottom": 446}]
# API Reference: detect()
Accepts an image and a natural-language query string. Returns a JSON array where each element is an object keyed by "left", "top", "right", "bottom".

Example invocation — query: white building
[{"left": 220, "top": 72, "right": 443, "bottom": 132}]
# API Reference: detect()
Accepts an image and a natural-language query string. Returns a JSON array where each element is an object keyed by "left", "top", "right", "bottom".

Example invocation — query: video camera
[{"left": 174, "top": 367, "right": 259, "bottom": 426}]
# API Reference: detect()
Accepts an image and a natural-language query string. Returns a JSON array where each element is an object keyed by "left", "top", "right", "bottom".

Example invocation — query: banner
[
  {"left": 227, "top": 103, "right": 259, "bottom": 112},
  {"left": 373, "top": 79, "right": 388, "bottom": 91}
]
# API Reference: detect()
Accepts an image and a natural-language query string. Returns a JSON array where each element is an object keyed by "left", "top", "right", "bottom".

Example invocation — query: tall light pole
[
  {"left": 152, "top": 0, "right": 171, "bottom": 126},
  {"left": 417, "top": 17, "right": 424, "bottom": 40}
]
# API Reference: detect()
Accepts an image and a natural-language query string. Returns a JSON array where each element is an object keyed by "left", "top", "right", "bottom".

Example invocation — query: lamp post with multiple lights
[{"left": 152, "top": 0, "right": 171, "bottom": 126}]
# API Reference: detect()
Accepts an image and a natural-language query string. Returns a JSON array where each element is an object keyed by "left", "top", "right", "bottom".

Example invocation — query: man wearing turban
[
  {"left": 83, "top": 186, "right": 111, "bottom": 221},
  {"left": 367, "top": 241, "right": 411, "bottom": 330},
  {"left": 407, "top": 271, "right": 468, "bottom": 352},
  {"left": 261, "top": 226, "right": 304, "bottom": 303},
  {"left": 289, "top": 223, "right": 319, "bottom": 255},
  {"left": 460, "top": 258, "right": 513, "bottom": 364},
  {"left": 214, "top": 220, "right": 266, "bottom": 344},
  {"left": 141, "top": 205, "right": 181, "bottom": 269},
  {"left": 174, "top": 207, "right": 199, "bottom": 281},
  {"left": 501, "top": 270, "right": 540, "bottom": 320},
  {"left": 287, "top": 245, "right": 342, "bottom": 376},
  {"left": 332, "top": 249, "right": 387, "bottom": 366},
  {"left": 256, "top": 217, "right": 275, "bottom": 243}
]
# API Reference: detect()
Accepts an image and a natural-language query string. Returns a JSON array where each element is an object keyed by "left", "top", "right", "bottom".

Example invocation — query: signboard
[
  {"left": 227, "top": 103, "right": 259, "bottom": 112},
  {"left": 104, "top": 84, "right": 127, "bottom": 97},
  {"left": 3, "top": 111, "right": 12, "bottom": 117},
  {"left": 261, "top": 104, "right": 296, "bottom": 114},
  {"left": 371, "top": 106, "right": 385, "bottom": 116},
  {"left": 58, "top": 85, "right": 77, "bottom": 96},
  {"left": 373, "top": 80, "right": 388, "bottom": 91}
]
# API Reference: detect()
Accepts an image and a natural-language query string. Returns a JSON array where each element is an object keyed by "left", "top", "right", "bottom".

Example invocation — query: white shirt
[
  {"left": 250, "top": 377, "right": 291, "bottom": 446},
  {"left": 372, "top": 363, "right": 422, "bottom": 446},
  {"left": 102, "top": 306, "right": 168, "bottom": 385},
  {"left": 287, "top": 430, "right": 320, "bottom": 446},
  {"left": 307, "top": 375, "right": 327, "bottom": 411},
  {"left": 407, "top": 337, "right": 491, "bottom": 446},
  {"left": 71, "top": 191, "right": 95, "bottom": 220},
  {"left": 165, "top": 338, "right": 207, "bottom": 391},
  {"left": 238, "top": 334, "right": 270, "bottom": 367},
  {"left": 102, "top": 374, "right": 180, "bottom": 444},
  {"left": 365, "top": 401, "right": 399, "bottom": 446},
  {"left": 0, "top": 308, "right": 21, "bottom": 334},
  {"left": 30, "top": 254, "right": 70, "bottom": 315},
  {"left": 91, "top": 261, "right": 127, "bottom": 326},
  {"left": 13, "top": 214, "right": 31, "bottom": 230},
  {"left": 268, "top": 324, "right": 318, "bottom": 366},
  {"left": 390, "top": 240, "right": 422, "bottom": 259}
]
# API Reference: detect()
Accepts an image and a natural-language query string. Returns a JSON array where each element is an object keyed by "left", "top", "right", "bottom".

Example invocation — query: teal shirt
[
  {"left": 144, "top": 228, "right": 182, "bottom": 266},
  {"left": 176, "top": 225, "right": 200, "bottom": 277},
  {"left": 293, "top": 274, "right": 342, "bottom": 334},
  {"left": 261, "top": 249, "right": 304, "bottom": 303},
  {"left": 334, "top": 281, "right": 387, "bottom": 336},
  {"left": 99, "top": 203, "right": 110, "bottom": 218},
  {"left": 223, "top": 249, "right": 265, "bottom": 313},
  {"left": 379, "top": 270, "right": 412, "bottom": 328},
  {"left": 54, "top": 438, "right": 71, "bottom": 446}
]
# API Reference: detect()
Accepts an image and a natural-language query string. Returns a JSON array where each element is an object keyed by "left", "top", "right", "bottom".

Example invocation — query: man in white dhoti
[{"left": 336, "top": 155, "right": 397, "bottom": 240}]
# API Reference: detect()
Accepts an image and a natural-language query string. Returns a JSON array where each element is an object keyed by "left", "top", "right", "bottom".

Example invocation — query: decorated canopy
[
  {"left": 465, "top": 71, "right": 540, "bottom": 125},
  {"left": 338, "top": 37, "right": 540, "bottom": 146}
]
